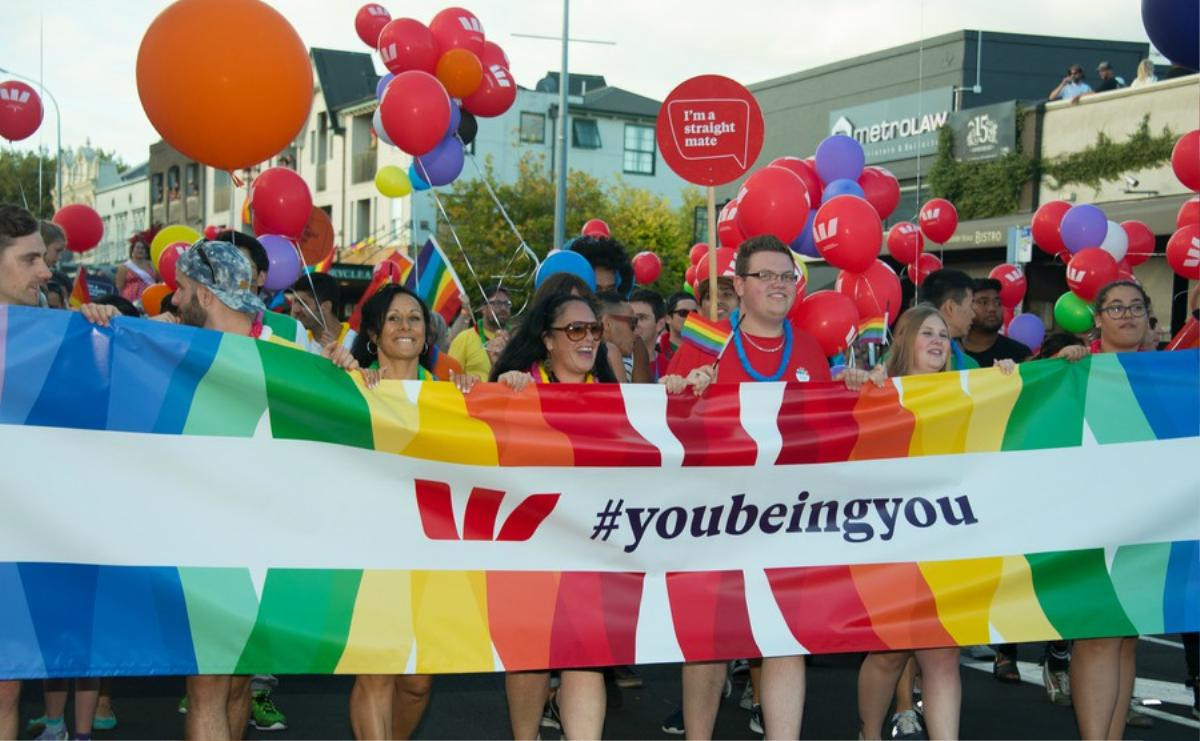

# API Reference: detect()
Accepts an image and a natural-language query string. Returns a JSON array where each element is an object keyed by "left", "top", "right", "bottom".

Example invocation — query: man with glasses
[
  {"left": 962, "top": 278, "right": 1031, "bottom": 367},
  {"left": 448, "top": 283, "right": 511, "bottom": 378}
]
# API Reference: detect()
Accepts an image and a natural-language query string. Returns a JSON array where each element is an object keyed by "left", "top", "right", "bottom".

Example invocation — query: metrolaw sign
[{"left": 829, "top": 87, "right": 954, "bottom": 164}]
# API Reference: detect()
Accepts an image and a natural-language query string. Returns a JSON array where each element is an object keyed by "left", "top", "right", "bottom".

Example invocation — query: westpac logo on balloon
[{"left": 813, "top": 217, "right": 839, "bottom": 245}]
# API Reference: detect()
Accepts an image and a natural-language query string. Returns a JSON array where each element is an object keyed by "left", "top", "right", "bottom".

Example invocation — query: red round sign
[{"left": 656, "top": 75, "right": 764, "bottom": 187}]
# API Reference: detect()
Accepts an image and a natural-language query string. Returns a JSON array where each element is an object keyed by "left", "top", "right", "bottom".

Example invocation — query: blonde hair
[
  {"left": 886, "top": 304, "right": 948, "bottom": 377},
  {"left": 1136, "top": 59, "right": 1154, "bottom": 82}
]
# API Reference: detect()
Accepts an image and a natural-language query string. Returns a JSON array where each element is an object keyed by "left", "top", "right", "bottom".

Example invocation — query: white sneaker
[
  {"left": 1043, "top": 663, "right": 1072, "bottom": 706},
  {"left": 890, "top": 709, "right": 925, "bottom": 740}
]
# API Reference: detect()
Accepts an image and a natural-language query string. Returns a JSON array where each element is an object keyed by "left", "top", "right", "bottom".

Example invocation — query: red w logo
[{"left": 414, "top": 479, "right": 560, "bottom": 541}]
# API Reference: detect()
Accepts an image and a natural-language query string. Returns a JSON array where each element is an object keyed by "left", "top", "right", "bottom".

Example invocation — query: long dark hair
[
  {"left": 351, "top": 284, "right": 435, "bottom": 371},
  {"left": 490, "top": 293, "right": 617, "bottom": 382}
]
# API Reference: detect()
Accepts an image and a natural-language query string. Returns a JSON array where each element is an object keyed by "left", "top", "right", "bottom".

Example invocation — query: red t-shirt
[{"left": 667, "top": 323, "right": 831, "bottom": 384}]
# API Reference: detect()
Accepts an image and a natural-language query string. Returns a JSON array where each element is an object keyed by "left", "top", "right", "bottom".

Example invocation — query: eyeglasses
[
  {"left": 606, "top": 313, "right": 638, "bottom": 331},
  {"left": 671, "top": 309, "right": 693, "bottom": 320},
  {"left": 550, "top": 321, "right": 604, "bottom": 342},
  {"left": 1100, "top": 303, "right": 1147, "bottom": 319},
  {"left": 738, "top": 270, "right": 798, "bottom": 284},
  {"left": 487, "top": 298, "right": 512, "bottom": 308}
]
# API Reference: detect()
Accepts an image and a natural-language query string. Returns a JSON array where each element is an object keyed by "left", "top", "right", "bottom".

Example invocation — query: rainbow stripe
[
  {"left": 680, "top": 312, "right": 732, "bottom": 355},
  {"left": 69, "top": 267, "right": 90, "bottom": 308},
  {"left": 405, "top": 237, "right": 465, "bottom": 325},
  {"left": 857, "top": 316, "right": 887, "bottom": 344},
  {"left": 0, "top": 307, "right": 1196, "bottom": 677}
]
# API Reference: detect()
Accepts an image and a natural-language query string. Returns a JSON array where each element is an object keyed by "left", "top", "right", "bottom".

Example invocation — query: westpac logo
[
  {"left": 365, "top": 4, "right": 387, "bottom": 16},
  {"left": 415, "top": 479, "right": 559, "bottom": 541},
  {"left": 0, "top": 88, "right": 31, "bottom": 105},
  {"left": 921, "top": 206, "right": 941, "bottom": 221},
  {"left": 1066, "top": 265, "right": 1086, "bottom": 285},
  {"left": 490, "top": 65, "right": 512, "bottom": 88},
  {"left": 896, "top": 223, "right": 918, "bottom": 236},
  {"left": 457, "top": 16, "right": 483, "bottom": 33},
  {"left": 380, "top": 43, "right": 398, "bottom": 65},
  {"left": 1184, "top": 236, "right": 1200, "bottom": 268},
  {"left": 813, "top": 217, "right": 839, "bottom": 245}
]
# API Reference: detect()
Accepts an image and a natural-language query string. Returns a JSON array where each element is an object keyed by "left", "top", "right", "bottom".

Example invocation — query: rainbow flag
[
  {"left": 309, "top": 250, "right": 334, "bottom": 274},
  {"left": 0, "top": 306, "right": 1195, "bottom": 678},
  {"left": 347, "top": 250, "right": 414, "bottom": 331},
  {"left": 68, "top": 267, "right": 90, "bottom": 308},
  {"left": 404, "top": 237, "right": 465, "bottom": 325},
  {"left": 857, "top": 315, "right": 887, "bottom": 344},
  {"left": 679, "top": 312, "right": 733, "bottom": 355}
]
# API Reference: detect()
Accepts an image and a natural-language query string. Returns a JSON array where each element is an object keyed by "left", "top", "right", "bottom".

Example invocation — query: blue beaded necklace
[{"left": 730, "top": 309, "right": 794, "bottom": 382}]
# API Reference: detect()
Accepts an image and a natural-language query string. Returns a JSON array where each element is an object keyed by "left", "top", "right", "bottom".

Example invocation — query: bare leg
[
  {"left": 761, "top": 655, "right": 805, "bottom": 739},
  {"left": 186, "top": 675, "right": 233, "bottom": 740},
  {"left": 681, "top": 661, "right": 725, "bottom": 739},
  {"left": 95, "top": 678, "right": 115, "bottom": 722},
  {"left": 73, "top": 678, "right": 100, "bottom": 738},
  {"left": 391, "top": 675, "right": 431, "bottom": 739},
  {"left": 1072, "top": 638, "right": 1123, "bottom": 739},
  {"left": 43, "top": 678, "right": 68, "bottom": 723},
  {"left": 857, "top": 651, "right": 911, "bottom": 740},
  {"left": 749, "top": 659, "right": 762, "bottom": 705},
  {"left": 914, "top": 648, "right": 960, "bottom": 740},
  {"left": 0, "top": 681, "right": 20, "bottom": 741},
  {"left": 558, "top": 669, "right": 605, "bottom": 739},
  {"left": 1105, "top": 638, "right": 1137, "bottom": 740},
  {"left": 227, "top": 676, "right": 251, "bottom": 741},
  {"left": 505, "top": 671, "right": 551, "bottom": 740},
  {"left": 351, "top": 675, "right": 395, "bottom": 740}
]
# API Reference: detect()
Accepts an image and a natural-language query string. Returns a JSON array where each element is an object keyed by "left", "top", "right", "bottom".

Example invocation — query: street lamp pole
[
  {"left": 0, "top": 65, "right": 62, "bottom": 213},
  {"left": 552, "top": 0, "right": 569, "bottom": 250}
]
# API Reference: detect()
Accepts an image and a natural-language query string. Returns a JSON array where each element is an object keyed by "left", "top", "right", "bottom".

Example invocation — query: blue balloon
[
  {"left": 408, "top": 163, "right": 430, "bottom": 191},
  {"left": 789, "top": 211, "right": 819, "bottom": 258},
  {"left": 414, "top": 134, "right": 465, "bottom": 187},
  {"left": 376, "top": 73, "right": 394, "bottom": 101},
  {"left": 821, "top": 178, "right": 866, "bottom": 203},
  {"left": 1006, "top": 313, "right": 1045, "bottom": 350},
  {"left": 815, "top": 134, "right": 865, "bottom": 184},
  {"left": 446, "top": 99, "right": 462, "bottom": 139},
  {"left": 535, "top": 250, "right": 596, "bottom": 292},
  {"left": 1060, "top": 204, "right": 1107, "bottom": 254},
  {"left": 1142, "top": 0, "right": 1199, "bottom": 71}
]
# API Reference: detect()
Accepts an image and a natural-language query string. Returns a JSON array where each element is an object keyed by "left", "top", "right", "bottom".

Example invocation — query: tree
[{"left": 0, "top": 149, "right": 57, "bottom": 218}]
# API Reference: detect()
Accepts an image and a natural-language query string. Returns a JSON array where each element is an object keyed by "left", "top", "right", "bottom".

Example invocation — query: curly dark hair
[
  {"left": 350, "top": 284, "right": 435, "bottom": 371},
  {"left": 570, "top": 236, "right": 633, "bottom": 298},
  {"left": 489, "top": 293, "right": 618, "bottom": 382}
]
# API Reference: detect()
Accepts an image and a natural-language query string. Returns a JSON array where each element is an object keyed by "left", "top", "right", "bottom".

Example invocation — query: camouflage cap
[{"left": 176, "top": 240, "right": 266, "bottom": 315}]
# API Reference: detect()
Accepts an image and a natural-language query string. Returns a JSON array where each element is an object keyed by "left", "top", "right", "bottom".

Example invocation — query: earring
[{"left": 366, "top": 340, "right": 377, "bottom": 355}]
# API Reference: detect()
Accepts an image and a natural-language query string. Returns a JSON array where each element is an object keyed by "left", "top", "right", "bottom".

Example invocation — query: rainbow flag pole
[{"left": 404, "top": 237, "right": 466, "bottom": 325}]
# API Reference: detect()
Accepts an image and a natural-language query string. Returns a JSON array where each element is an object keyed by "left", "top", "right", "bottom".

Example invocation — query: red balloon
[
  {"left": 768, "top": 157, "right": 823, "bottom": 208},
  {"left": 834, "top": 260, "right": 902, "bottom": 321},
  {"left": 581, "top": 218, "right": 610, "bottom": 238},
  {"left": 354, "top": 4, "right": 391, "bottom": 49},
  {"left": 52, "top": 204, "right": 103, "bottom": 253},
  {"left": 1031, "top": 200, "right": 1072, "bottom": 257},
  {"left": 919, "top": 198, "right": 958, "bottom": 244},
  {"left": 794, "top": 290, "right": 860, "bottom": 357},
  {"left": 429, "top": 7, "right": 485, "bottom": 58},
  {"left": 1002, "top": 306, "right": 1014, "bottom": 333},
  {"left": 717, "top": 199, "right": 745, "bottom": 248},
  {"left": 689, "top": 243, "right": 709, "bottom": 266},
  {"left": 480, "top": 40, "right": 510, "bottom": 70},
  {"left": 1166, "top": 224, "right": 1200, "bottom": 280},
  {"left": 377, "top": 18, "right": 439, "bottom": 75},
  {"left": 250, "top": 167, "right": 313, "bottom": 240},
  {"left": 1178, "top": 196, "right": 1200, "bottom": 229},
  {"left": 988, "top": 263, "right": 1027, "bottom": 309},
  {"left": 0, "top": 81, "right": 43, "bottom": 142},
  {"left": 380, "top": 71, "right": 451, "bottom": 156},
  {"left": 906, "top": 252, "right": 943, "bottom": 285},
  {"left": 1120, "top": 220, "right": 1155, "bottom": 267},
  {"left": 158, "top": 241, "right": 189, "bottom": 290},
  {"left": 886, "top": 221, "right": 924, "bottom": 264},
  {"left": 1115, "top": 259, "right": 1137, "bottom": 282},
  {"left": 858, "top": 166, "right": 901, "bottom": 220},
  {"left": 1067, "top": 247, "right": 1119, "bottom": 301},
  {"left": 632, "top": 251, "right": 662, "bottom": 284},
  {"left": 203, "top": 225, "right": 220, "bottom": 241},
  {"left": 685, "top": 265, "right": 697, "bottom": 286},
  {"left": 1171, "top": 129, "right": 1200, "bottom": 192},
  {"left": 736, "top": 166, "right": 811, "bottom": 243},
  {"left": 461, "top": 64, "right": 516, "bottom": 118},
  {"left": 696, "top": 247, "right": 737, "bottom": 285},
  {"left": 813, "top": 195, "right": 883, "bottom": 273}
]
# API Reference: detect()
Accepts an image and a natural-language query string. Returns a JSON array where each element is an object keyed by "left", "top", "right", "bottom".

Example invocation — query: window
[
  {"left": 167, "top": 166, "right": 181, "bottom": 201},
  {"left": 519, "top": 112, "right": 545, "bottom": 144},
  {"left": 186, "top": 164, "right": 199, "bottom": 196},
  {"left": 151, "top": 173, "right": 164, "bottom": 204},
  {"left": 572, "top": 119, "right": 601, "bottom": 149},
  {"left": 623, "top": 124, "right": 656, "bottom": 175}
]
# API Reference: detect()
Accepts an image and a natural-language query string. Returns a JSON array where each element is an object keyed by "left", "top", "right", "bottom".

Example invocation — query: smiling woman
[
  {"left": 350, "top": 284, "right": 436, "bottom": 381},
  {"left": 489, "top": 293, "right": 619, "bottom": 388}
]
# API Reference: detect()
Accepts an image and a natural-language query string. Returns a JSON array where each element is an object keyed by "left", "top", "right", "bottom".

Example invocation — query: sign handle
[{"left": 706, "top": 186, "right": 718, "bottom": 321}]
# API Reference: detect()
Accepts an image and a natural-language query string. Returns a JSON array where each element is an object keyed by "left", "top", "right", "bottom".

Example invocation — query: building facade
[{"left": 92, "top": 161, "right": 149, "bottom": 266}]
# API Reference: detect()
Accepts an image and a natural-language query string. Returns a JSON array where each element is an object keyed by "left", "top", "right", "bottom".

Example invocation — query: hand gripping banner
[{"left": 0, "top": 306, "right": 1196, "bottom": 678}]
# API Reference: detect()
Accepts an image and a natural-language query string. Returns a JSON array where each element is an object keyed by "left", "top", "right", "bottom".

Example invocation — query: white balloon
[
  {"left": 373, "top": 108, "right": 394, "bottom": 147},
  {"left": 1099, "top": 219, "right": 1128, "bottom": 263}
]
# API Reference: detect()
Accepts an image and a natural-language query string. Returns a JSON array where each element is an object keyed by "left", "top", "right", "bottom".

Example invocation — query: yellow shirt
[{"left": 449, "top": 326, "right": 492, "bottom": 378}]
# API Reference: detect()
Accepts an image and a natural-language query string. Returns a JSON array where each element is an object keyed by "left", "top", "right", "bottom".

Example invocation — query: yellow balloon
[
  {"left": 375, "top": 165, "right": 412, "bottom": 199},
  {"left": 151, "top": 224, "right": 200, "bottom": 266}
]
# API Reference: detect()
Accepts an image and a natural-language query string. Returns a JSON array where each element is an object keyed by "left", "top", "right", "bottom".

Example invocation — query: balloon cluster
[{"left": 355, "top": 4, "right": 516, "bottom": 198}]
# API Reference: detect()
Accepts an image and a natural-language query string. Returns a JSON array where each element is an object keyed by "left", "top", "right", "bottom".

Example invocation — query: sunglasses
[
  {"left": 671, "top": 309, "right": 693, "bottom": 319},
  {"left": 189, "top": 240, "right": 217, "bottom": 282},
  {"left": 549, "top": 321, "right": 604, "bottom": 342}
]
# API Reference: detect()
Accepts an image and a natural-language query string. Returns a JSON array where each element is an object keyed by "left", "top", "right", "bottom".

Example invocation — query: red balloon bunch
[
  {"left": 735, "top": 166, "right": 811, "bottom": 244},
  {"left": 905, "top": 252, "right": 943, "bottom": 286},
  {"left": 0, "top": 80, "right": 44, "bottom": 142},
  {"left": 834, "top": 260, "right": 902, "bottom": 321},
  {"left": 857, "top": 166, "right": 900, "bottom": 220}
]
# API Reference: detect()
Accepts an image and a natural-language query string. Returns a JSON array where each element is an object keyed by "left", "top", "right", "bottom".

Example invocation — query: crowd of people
[{"left": 1, "top": 201, "right": 1197, "bottom": 740}]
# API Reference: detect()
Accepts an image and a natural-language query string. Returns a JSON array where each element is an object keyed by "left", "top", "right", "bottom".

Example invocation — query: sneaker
[
  {"left": 1042, "top": 663, "right": 1072, "bottom": 706},
  {"left": 661, "top": 706, "right": 684, "bottom": 735},
  {"left": 541, "top": 694, "right": 562, "bottom": 731},
  {"left": 1126, "top": 700, "right": 1153, "bottom": 729},
  {"left": 177, "top": 696, "right": 188, "bottom": 715},
  {"left": 93, "top": 712, "right": 118, "bottom": 731},
  {"left": 749, "top": 704, "right": 763, "bottom": 735},
  {"left": 739, "top": 681, "right": 755, "bottom": 711},
  {"left": 730, "top": 658, "right": 750, "bottom": 676},
  {"left": 249, "top": 690, "right": 287, "bottom": 731},
  {"left": 25, "top": 714, "right": 48, "bottom": 732},
  {"left": 613, "top": 665, "right": 642, "bottom": 689},
  {"left": 890, "top": 709, "right": 927, "bottom": 740},
  {"left": 34, "top": 725, "right": 68, "bottom": 741}
]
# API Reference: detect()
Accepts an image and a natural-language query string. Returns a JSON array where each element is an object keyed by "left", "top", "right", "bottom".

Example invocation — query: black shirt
[
  {"left": 1095, "top": 77, "right": 1121, "bottom": 92},
  {"left": 964, "top": 334, "right": 1031, "bottom": 367}
]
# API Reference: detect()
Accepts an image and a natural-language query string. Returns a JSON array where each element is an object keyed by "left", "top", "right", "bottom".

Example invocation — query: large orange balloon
[{"left": 136, "top": 0, "right": 312, "bottom": 171}]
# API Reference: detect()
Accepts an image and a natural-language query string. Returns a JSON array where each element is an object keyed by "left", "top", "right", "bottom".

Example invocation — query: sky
[{"left": 1, "top": 0, "right": 1152, "bottom": 167}]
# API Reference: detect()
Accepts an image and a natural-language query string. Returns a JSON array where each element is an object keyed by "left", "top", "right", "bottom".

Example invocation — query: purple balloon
[
  {"left": 260, "top": 234, "right": 302, "bottom": 292},
  {"left": 446, "top": 99, "right": 462, "bottom": 139},
  {"left": 414, "top": 134, "right": 464, "bottom": 186},
  {"left": 1060, "top": 204, "right": 1108, "bottom": 254},
  {"left": 1006, "top": 313, "right": 1045, "bottom": 350},
  {"left": 821, "top": 177, "right": 866, "bottom": 203},
  {"left": 376, "top": 73, "right": 394, "bottom": 101},
  {"left": 789, "top": 211, "right": 819, "bottom": 257},
  {"left": 815, "top": 134, "right": 865, "bottom": 184}
]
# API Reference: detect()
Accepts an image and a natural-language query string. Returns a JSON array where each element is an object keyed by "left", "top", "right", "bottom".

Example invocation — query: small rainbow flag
[
  {"left": 69, "top": 267, "right": 90, "bottom": 308},
  {"left": 857, "top": 315, "right": 888, "bottom": 344},
  {"left": 348, "top": 250, "right": 414, "bottom": 331},
  {"left": 680, "top": 312, "right": 733, "bottom": 355},
  {"left": 404, "top": 237, "right": 465, "bottom": 325},
  {"left": 309, "top": 250, "right": 334, "bottom": 274}
]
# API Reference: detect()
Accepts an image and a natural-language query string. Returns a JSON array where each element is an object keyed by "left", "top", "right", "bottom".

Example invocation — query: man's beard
[
  {"left": 977, "top": 316, "right": 1002, "bottom": 333},
  {"left": 179, "top": 294, "right": 209, "bottom": 328}
]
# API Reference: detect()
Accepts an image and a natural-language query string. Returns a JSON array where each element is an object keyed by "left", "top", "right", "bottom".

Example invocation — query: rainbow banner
[
  {"left": 0, "top": 306, "right": 1196, "bottom": 678},
  {"left": 404, "top": 237, "right": 465, "bottom": 325}
]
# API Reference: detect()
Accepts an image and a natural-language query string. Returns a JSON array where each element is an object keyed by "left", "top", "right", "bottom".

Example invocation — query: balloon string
[
  {"left": 461, "top": 143, "right": 541, "bottom": 290},
  {"left": 7, "top": 141, "right": 30, "bottom": 211},
  {"left": 230, "top": 171, "right": 244, "bottom": 188}
]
